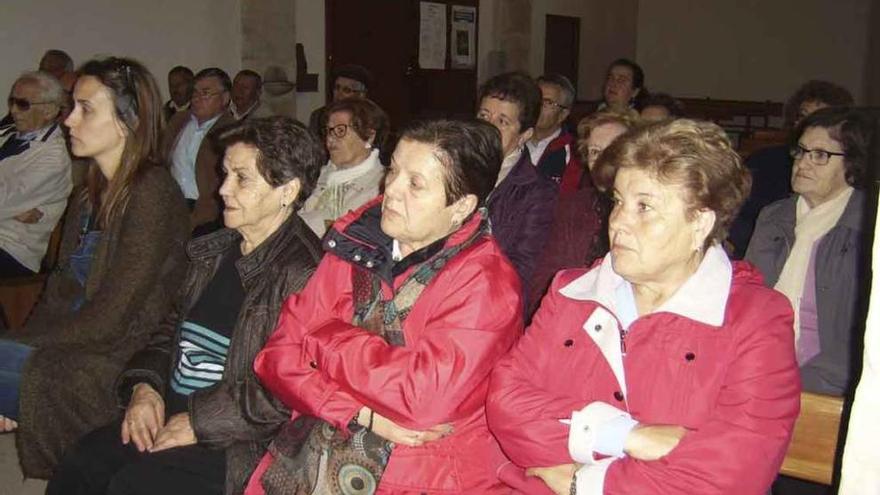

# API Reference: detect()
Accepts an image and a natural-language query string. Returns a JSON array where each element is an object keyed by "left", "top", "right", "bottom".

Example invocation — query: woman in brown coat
[{"left": 0, "top": 57, "right": 189, "bottom": 478}]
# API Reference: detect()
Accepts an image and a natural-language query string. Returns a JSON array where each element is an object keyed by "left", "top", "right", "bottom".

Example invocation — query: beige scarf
[{"left": 775, "top": 187, "right": 853, "bottom": 342}]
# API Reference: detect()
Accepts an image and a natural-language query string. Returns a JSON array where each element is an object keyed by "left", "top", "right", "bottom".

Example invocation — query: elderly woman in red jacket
[
  {"left": 487, "top": 119, "right": 801, "bottom": 495},
  {"left": 245, "top": 119, "right": 522, "bottom": 494}
]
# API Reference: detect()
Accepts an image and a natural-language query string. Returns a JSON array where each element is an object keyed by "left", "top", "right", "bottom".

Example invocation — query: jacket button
[
  {"left": 353, "top": 254, "right": 362, "bottom": 262},
  {"left": 594, "top": 324, "right": 602, "bottom": 332},
  {"left": 685, "top": 352, "right": 696, "bottom": 361},
  {"left": 564, "top": 339, "right": 574, "bottom": 347},
  {"left": 327, "top": 239, "right": 337, "bottom": 248},
  {"left": 365, "top": 260, "right": 374, "bottom": 268},
  {"left": 613, "top": 391, "right": 624, "bottom": 401},
  {"left": 309, "top": 360, "right": 318, "bottom": 369}
]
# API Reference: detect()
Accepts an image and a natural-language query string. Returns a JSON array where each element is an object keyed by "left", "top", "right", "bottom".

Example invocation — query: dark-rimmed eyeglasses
[
  {"left": 541, "top": 98, "right": 567, "bottom": 110},
  {"left": 790, "top": 144, "right": 846, "bottom": 166},
  {"left": 324, "top": 123, "right": 349, "bottom": 139},
  {"left": 8, "top": 97, "right": 53, "bottom": 112}
]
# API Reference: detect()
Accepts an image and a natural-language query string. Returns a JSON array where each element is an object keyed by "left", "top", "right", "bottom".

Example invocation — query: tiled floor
[{"left": 0, "top": 434, "right": 46, "bottom": 495}]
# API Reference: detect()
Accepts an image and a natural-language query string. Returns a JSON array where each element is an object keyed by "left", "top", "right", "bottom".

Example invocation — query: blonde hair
[
  {"left": 597, "top": 119, "right": 751, "bottom": 247},
  {"left": 575, "top": 109, "right": 641, "bottom": 163}
]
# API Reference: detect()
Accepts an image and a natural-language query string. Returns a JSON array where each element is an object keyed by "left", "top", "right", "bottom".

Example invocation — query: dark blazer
[
  {"left": 746, "top": 191, "right": 868, "bottom": 396},
  {"left": 162, "top": 110, "right": 238, "bottom": 230},
  {"left": 12, "top": 166, "right": 189, "bottom": 477},
  {"left": 116, "top": 214, "right": 323, "bottom": 494},
  {"left": 487, "top": 152, "right": 558, "bottom": 310}
]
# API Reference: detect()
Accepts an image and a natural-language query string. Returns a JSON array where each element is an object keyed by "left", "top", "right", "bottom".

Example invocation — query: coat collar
[
  {"left": 766, "top": 190, "right": 865, "bottom": 239},
  {"left": 559, "top": 244, "right": 733, "bottom": 327},
  {"left": 498, "top": 151, "right": 538, "bottom": 187},
  {"left": 187, "top": 213, "right": 320, "bottom": 283}
]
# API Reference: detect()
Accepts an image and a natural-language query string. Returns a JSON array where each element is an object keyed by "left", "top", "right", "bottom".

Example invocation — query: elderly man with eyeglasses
[
  {"left": 527, "top": 74, "right": 583, "bottom": 194},
  {"left": 162, "top": 67, "right": 237, "bottom": 234},
  {"left": 0, "top": 71, "right": 72, "bottom": 279}
]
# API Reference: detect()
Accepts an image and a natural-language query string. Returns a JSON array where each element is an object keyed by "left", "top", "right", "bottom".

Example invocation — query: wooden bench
[{"left": 780, "top": 392, "right": 845, "bottom": 485}]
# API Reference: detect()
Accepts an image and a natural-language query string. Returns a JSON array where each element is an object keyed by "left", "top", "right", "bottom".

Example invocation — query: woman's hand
[
  {"left": 13, "top": 208, "right": 43, "bottom": 224},
  {"left": 149, "top": 412, "right": 197, "bottom": 452},
  {"left": 526, "top": 463, "right": 579, "bottom": 495},
  {"left": 357, "top": 407, "right": 454, "bottom": 447},
  {"left": 121, "top": 383, "right": 165, "bottom": 452},
  {"left": 0, "top": 415, "right": 18, "bottom": 432},
  {"left": 624, "top": 424, "right": 688, "bottom": 461}
]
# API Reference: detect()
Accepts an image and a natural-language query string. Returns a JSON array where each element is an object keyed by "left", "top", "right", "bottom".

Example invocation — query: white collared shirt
[
  {"left": 170, "top": 113, "right": 223, "bottom": 200},
  {"left": 526, "top": 128, "right": 561, "bottom": 166}
]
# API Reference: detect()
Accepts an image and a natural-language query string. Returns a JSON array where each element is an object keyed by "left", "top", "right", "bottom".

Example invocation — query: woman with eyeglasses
[
  {"left": 299, "top": 98, "right": 388, "bottom": 237},
  {"left": 747, "top": 107, "right": 872, "bottom": 399},
  {"left": 0, "top": 57, "right": 189, "bottom": 478}
]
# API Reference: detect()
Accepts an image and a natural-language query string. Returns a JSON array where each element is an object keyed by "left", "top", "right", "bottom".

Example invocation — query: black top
[{"left": 167, "top": 247, "right": 245, "bottom": 415}]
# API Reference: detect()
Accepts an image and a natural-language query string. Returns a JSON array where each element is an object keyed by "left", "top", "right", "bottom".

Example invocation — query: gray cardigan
[{"left": 745, "top": 191, "right": 868, "bottom": 396}]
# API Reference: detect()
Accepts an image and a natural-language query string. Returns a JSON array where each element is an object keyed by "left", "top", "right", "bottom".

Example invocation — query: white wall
[
  {"left": 1, "top": 0, "right": 241, "bottom": 103},
  {"left": 636, "top": 0, "right": 872, "bottom": 103},
  {"left": 478, "top": 0, "right": 638, "bottom": 100}
]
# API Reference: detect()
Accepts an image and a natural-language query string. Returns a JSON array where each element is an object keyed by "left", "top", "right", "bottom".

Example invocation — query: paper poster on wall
[
  {"left": 451, "top": 5, "right": 476, "bottom": 69},
  {"left": 419, "top": 1, "right": 447, "bottom": 70}
]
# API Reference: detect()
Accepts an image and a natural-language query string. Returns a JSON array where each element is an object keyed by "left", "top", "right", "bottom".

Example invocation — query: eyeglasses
[
  {"left": 541, "top": 98, "right": 567, "bottom": 110},
  {"left": 324, "top": 123, "right": 349, "bottom": 139},
  {"left": 192, "top": 90, "right": 223, "bottom": 100},
  {"left": 790, "top": 144, "right": 846, "bottom": 166},
  {"left": 8, "top": 97, "right": 53, "bottom": 111}
]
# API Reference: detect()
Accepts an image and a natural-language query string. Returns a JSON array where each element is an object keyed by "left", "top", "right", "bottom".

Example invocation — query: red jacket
[
  {"left": 249, "top": 199, "right": 523, "bottom": 494},
  {"left": 487, "top": 247, "right": 801, "bottom": 494}
]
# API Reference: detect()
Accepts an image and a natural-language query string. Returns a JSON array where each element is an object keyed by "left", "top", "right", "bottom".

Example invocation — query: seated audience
[
  {"left": 0, "top": 71, "right": 72, "bottom": 278},
  {"left": 527, "top": 110, "right": 639, "bottom": 318},
  {"left": 0, "top": 57, "right": 189, "bottom": 479},
  {"left": 308, "top": 64, "right": 371, "bottom": 137},
  {"left": 639, "top": 92, "right": 685, "bottom": 122},
  {"left": 48, "top": 116, "right": 325, "bottom": 495},
  {"left": 527, "top": 74, "right": 582, "bottom": 192},
  {"left": 163, "top": 67, "right": 237, "bottom": 232},
  {"left": 299, "top": 98, "right": 388, "bottom": 236},
  {"left": 597, "top": 58, "right": 647, "bottom": 116},
  {"left": 728, "top": 80, "right": 854, "bottom": 258},
  {"left": 488, "top": 119, "right": 800, "bottom": 495},
  {"left": 478, "top": 72, "right": 558, "bottom": 305},
  {"left": 244, "top": 119, "right": 521, "bottom": 494},
  {"left": 230, "top": 69, "right": 274, "bottom": 121},
  {"left": 163, "top": 65, "right": 194, "bottom": 123}
]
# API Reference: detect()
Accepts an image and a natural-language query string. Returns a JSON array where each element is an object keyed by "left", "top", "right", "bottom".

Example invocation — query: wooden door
[
  {"left": 325, "top": 0, "right": 479, "bottom": 134},
  {"left": 544, "top": 14, "right": 579, "bottom": 89}
]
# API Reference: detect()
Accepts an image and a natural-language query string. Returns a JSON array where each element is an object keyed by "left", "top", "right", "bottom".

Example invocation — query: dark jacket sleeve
[
  {"left": 22, "top": 169, "right": 188, "bottom": 348},
  {"left": 506, "top": 180, "right": 558, "bottom": 307}
]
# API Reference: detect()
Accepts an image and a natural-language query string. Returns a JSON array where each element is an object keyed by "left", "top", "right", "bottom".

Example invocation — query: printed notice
[
  {"left": 419, "top": 2, "right": 447, "bottom": 70},
  {"left": 451, "top": 5, "right": 476, "bottom": 69}
]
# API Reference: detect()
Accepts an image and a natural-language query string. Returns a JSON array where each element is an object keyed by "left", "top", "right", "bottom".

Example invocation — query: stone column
[{"left": 240, "top": 0, "right": 297, "bottom": 117}]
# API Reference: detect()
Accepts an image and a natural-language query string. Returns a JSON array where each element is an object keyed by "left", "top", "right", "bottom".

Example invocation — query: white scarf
[{"left": 775, "top": 187, "right": 853, "bottom": 342}]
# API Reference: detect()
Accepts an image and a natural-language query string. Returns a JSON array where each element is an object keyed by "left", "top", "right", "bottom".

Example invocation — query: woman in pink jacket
[
  {"left": 245, "top": 119, "right": 522, "bottom": 494},
  {"left": 487, "top": 119, "right": 801, "bottom": 494}
]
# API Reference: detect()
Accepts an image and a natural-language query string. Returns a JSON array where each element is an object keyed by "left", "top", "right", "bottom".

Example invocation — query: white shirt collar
[
  {"left": 190, "top": 112, "right": 223, "bottom": 131},
  {"left": 231, "top": 100, "right": 260, "bottom": 120},
  {"left": 392, "top": 239, "right": 403, "bottom": 261},
  {"left": 526, "top": 127, "right": 561, "bottom": 163},
  {"left": 559, "top": 244, "right": 733, "bottom": 327}
]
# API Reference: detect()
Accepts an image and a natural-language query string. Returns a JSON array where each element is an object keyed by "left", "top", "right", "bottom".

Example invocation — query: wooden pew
[{"left": 780, "top": 392, "right": 844, "bottom": 485}]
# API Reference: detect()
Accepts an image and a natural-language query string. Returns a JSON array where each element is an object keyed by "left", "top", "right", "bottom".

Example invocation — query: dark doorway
[
  {"left": 325, "top": 0, "right": 479, "bottom": 135},
  {"left": 544, "top": 14, "right": 579, "bottom": 89}
]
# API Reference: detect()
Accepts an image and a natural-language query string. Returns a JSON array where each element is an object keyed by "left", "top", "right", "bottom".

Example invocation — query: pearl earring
[{"left": 364, "top": 141, "right": 372, "bottom": 149}]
